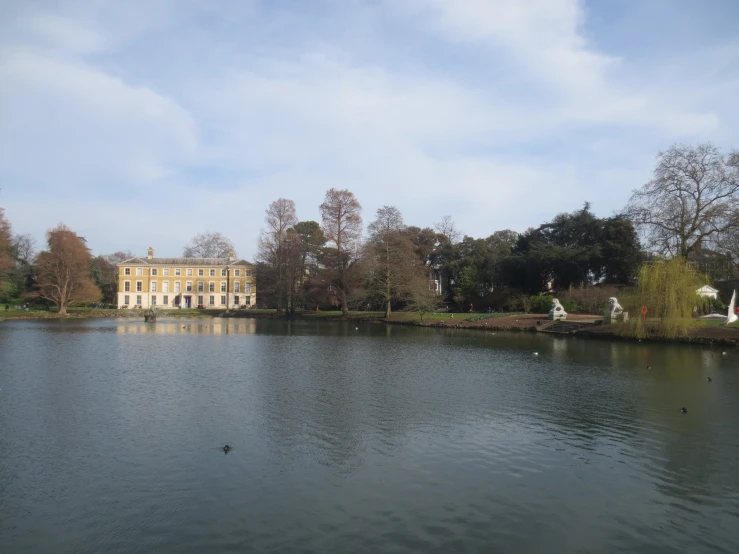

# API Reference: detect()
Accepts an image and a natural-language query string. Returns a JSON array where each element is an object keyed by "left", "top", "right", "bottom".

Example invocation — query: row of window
[
  {"left": 123, "top": 267, "right": 253, "bottom": 277},
  {"left": 123, "top": 281, "right": 251, "bottom": 293},
  {"left": 122, "top": 295, "right": 250, "bottom": 306}
]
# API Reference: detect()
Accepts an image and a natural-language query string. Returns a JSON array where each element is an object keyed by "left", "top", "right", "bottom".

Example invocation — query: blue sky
[{"left": 1, "top": 0, "right": 737, "bottom": 260}]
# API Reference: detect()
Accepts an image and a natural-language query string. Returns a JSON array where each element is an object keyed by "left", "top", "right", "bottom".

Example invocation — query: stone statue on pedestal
[
  {"left": 604, "top": 297, "right": 628, "bottom": 323},
  {"left": 548, "top": 298, "right": 567, "bottom": 321}
]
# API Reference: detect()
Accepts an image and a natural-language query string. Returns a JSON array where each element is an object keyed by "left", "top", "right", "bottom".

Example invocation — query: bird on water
[
  {"left": 680, "top": 407, "right": 688, "bottom": 414},
  {"left": 707, "top": 377, "right": 712, "bottom": 382},
  {"left": 223, "top": 444, "right": 232, "bottom": 453}
]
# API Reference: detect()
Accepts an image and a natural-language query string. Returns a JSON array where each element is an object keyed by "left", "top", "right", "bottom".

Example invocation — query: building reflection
[{"left": 116, "top": 318, "right": 257, "bottom": 335}]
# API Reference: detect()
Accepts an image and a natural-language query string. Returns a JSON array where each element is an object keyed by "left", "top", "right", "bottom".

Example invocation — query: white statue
[
  {"left": 724, "top": 290, "right": 737, "bottom": 326},
  {"left": 604, "top": 296, "right": 628, "bottom": 324},
  {"left": 548, "top": 298, "right": 567, "bottom": 321}
]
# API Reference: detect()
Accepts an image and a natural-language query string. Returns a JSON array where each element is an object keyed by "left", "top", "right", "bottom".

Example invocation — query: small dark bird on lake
[
  {"left": 223, "top": 444, "right": 232, "bottom": 453},
  {"left": 680, "top": 407, "right": 688, "bottom": 414},
  {"left": 707, "top": 377, "right": 712, "bottom": 382},
  {"left": 647, "top": 365, "right": 651, "bottom": 370}
]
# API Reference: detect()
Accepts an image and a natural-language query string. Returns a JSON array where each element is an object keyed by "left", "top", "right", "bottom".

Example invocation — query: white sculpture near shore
[
  {"left": 548, "top": 298, "right": 567, "bottom": 321},
  {"left": 604, "top": 297, "right": 628, "bottom": 324},
  {"left": 723, "top": 290, "right": 737, "bottom": 326}
]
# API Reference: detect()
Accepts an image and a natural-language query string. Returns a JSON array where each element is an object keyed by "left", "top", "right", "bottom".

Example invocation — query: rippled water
[{"left": 1, "top": 318, "right": 738, "bottom": 553}]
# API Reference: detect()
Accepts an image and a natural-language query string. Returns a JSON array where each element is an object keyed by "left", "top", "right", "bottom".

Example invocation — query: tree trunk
[
  {"left": 340, "top": 288, "right": 348, "bottom": 319},
  {"left": 58, "top": 302, "right": 67, "bottom": 316},
  {"left": 385, "top": 299, "right": 391, "bottom": 319}
]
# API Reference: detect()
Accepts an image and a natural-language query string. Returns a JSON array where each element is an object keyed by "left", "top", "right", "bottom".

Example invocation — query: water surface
[{"left": 1, "top": 318, "right": 738, "bottom": 553}]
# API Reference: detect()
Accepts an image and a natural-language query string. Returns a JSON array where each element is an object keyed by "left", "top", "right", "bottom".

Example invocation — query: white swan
[{"left": 724, "top": 290, "right": 737, "bottom": 325}]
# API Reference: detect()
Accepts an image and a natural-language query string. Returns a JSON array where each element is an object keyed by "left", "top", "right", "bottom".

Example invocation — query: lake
[{"left": 1, "top": 318, "right": 738, "bottom": 553}]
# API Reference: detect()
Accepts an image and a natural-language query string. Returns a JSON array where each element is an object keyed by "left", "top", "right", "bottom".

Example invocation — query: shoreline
[{"left": 2, "top": 309, "right": 737, "bottom": 347}]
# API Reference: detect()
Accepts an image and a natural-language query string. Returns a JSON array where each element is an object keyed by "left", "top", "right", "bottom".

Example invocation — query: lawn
[{"left": 698, "top": 318, "right": 739, "bottom": 328}]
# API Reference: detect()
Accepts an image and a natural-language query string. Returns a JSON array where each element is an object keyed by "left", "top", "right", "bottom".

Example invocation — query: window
[
  {"left": 186, "top": 268, "right": 192, "bottom": 276},
  {"left": 136, "top": 267, "right": 143, "bottom": 275},
  {"left": 151, "top": 268, "right": 158, "bottom": 276},
  {"left": 175, "top": 282, "right": 181, "bottom": 292},
  {"left": 246, "top": 270, "right": 253, "bottom": 277},
  {"left": 151, "top": 282, "right": 157, "bottom": 292},
  {"left": 163, "top": 268, "right": 169, "bottom": 276},
  {"left": 163, "top": 281, "right": 169, "bottom": 293},
  {"left": 186, "top": 281, "right": 192, "bottom": 292},
  {"left": 210, "top": 269, "right": 216, "bottom": 277},
  {"left": 245, "top": 283, "right": 251, "bottom": 293},
  {"left": 221, "top": 269, "right": 227, "bottom": 277},
  {"left": 124, "top": 295, "right": 130, "bottom": 305},
  {"left": 198, "top": 295, "right": 204, "bottom": 306},
  {"left": 152, "top": 296, "right": 157, "bottom": 305},
  {"left": 234, "top": 282, "right": 240, "bottom": 292},
  {"left": 220, "top": 296, "right": 226, "bottom": 305},
  {"left": 175, "top": 268, "right": 181, "bottom": 276},
  {"left": 136, "top": 295, "right": 142, "bottom": 305},
  {"left": 234, "top": 295, "right": 240, "bottom": 305},
  {"left": 245, "top": 297, "right": 251, "bottom": 306},
  {"left": 174, "top": 296, "right": 180, "bottom": 306},
  {"left": 209, "top": 295, "right": 215, "bottom": 305},
  {"left": 124, "top": 281, "right": 130, "bottom": 292},
  {"left": 209, "top": 282, "right": 215, "bottom": 293},
  {"left": 163, "top": 295, "right": 169, "bottom": 305},
  {"left": 136, "top": 281, "right": 143, "bottom": 292},
  {"left": 235, "top": 269, "right": 240, "bottom": 276},
  {"left": 198, "top": 269, "right": 204, "bottom": 276},
  {"left": 198, "top": 281, "right": 204, "bottom": 292},
  {"left": 124, "top": 267, "right": 131, "bottom": 275},
  {"left": 220, "top": 281, "right": 226, "bottom": 292}
]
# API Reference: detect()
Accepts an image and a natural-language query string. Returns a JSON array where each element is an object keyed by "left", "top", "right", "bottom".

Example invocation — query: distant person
[{"left": 4, "top": 303, "right": 8, "bottom": 311}]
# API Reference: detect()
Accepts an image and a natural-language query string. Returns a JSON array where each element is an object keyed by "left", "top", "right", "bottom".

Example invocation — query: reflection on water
[
  {"left": 0, "top": 318, "right": 737, "bottom": 554},
  {"left": 116, "top": 318, "right": 257, "bottom": 335}
]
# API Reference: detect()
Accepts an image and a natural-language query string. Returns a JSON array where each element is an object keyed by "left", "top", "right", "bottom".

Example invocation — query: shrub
[
  {"left": 559, "top": 285, "right": 623, "bottom": 314},
  {"left": 529, "top": 293, "right": 553, "bottom": 314}
]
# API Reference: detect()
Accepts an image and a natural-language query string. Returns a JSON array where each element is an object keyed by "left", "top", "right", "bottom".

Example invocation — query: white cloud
[
  {"left": 0, "top": 0, "right": 736, "bottom": 258},
  {"left": 0, "top": 51, "right": 198, "bottom": 188}
]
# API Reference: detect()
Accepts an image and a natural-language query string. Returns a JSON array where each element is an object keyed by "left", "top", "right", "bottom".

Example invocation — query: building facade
[{"left": 117, "top": 247, "right": 256, "bottom": 309}]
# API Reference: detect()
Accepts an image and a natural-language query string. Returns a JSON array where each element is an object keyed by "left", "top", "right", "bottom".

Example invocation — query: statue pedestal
[
  {"left": 144, "top": 315, "right": 156, "bottom": 322},
  {"left": 603, "top": 311, "right": 628, "bottom": 324}
]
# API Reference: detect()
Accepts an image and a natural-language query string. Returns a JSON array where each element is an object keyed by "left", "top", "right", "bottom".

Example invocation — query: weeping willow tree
[{"left": 618, "top": 257, "right": 709, "bottom": 339}]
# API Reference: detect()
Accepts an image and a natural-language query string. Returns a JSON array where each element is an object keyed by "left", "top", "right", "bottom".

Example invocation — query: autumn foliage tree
[
  {"left": 34, "top": 224, "right": 101, "bottom": 314},
  {"left": 319, "top": 188, "right": 362, "bottom": 318}
]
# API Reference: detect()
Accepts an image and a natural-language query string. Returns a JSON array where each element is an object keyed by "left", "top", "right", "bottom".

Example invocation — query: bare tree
[
  {"left": 404, "top": 272, "right": 443, "bottom": 323},
  {"left": 256, "top": 198, "right": 298, "bottom": 315},
  {"left": 34, "top": 224, "right": 101, "bottom": 314},
  {"left": 434, "top": 215, "right": 462, "bottom": 244},
  {"left": 319, "top": 188, "right": 362, "bottom": 318},
  {"left": 103, "top": 251, "right": 134, "bottom": 264},
  {"left": 365, "top": 206, "right": 417, "bottom": 317},
  {"left": 625, "top": 143, "right": 739, "bottom": 257},
  {"left": 183, "top": 232, "right": 236, "bottom": 258}
]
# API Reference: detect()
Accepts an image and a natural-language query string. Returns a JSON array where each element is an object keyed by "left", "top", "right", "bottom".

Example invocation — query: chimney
[
  {"left": 147, "top": 247, "right": 154, "bottom": 259},
  {"left": 228, "top": 249, "right": 235, "bottom": 262}
]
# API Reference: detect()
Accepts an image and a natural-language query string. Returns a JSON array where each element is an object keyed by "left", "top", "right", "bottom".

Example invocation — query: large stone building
[{"left": 117, "top": 247, "right": 256, "bottom": 309}]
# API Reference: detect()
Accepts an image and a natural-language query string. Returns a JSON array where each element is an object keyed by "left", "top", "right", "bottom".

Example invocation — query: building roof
[
  {"left": 696, "top": 285, "right": 719, "bottom": 293},
  {"left": 118, "top": 257, "right": 254, "bottom": 267}
]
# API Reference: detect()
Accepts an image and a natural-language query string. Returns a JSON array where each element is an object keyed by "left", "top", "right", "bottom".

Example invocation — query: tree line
[{"left": 1, "top": 142, "right": 737, "bottom": 315}]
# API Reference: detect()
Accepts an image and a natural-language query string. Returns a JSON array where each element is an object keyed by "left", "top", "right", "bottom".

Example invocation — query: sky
[{"left": 1, "top": 0, "right": 738, "bottom": 260}]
